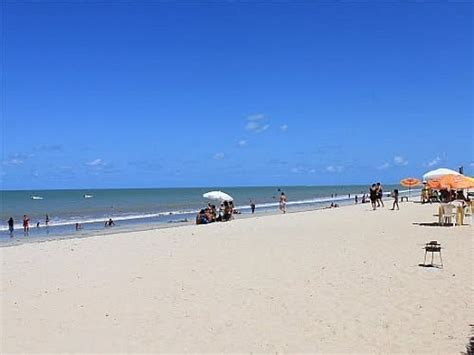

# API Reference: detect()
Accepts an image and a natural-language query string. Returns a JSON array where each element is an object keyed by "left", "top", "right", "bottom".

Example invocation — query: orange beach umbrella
[
  {"left": 427, "top": 175, "right": 474, "bottom": 190},
  {"left": 400, "top": 178, "right": 421, "bottom": 188},
  {"left": 400, "top": 178, "right": 421, "bottom": 200}
]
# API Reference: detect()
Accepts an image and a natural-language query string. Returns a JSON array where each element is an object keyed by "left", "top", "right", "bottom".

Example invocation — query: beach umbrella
[
  {"left": 427, "top": 175, "right": 474, "bottom": 190},
  {"left": 203, "top": 191, "right": 234, "bottom": 202},
  {"left": 423, "top": 168, "right": 460, "bottom": 181},
  {"left": 400, "top": 178, "right": 421, "bottom": 200}
]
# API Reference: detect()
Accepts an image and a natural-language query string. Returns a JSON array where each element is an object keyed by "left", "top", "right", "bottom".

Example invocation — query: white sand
[{"left": 1, "top": 202, "right": 472, "bottom": 353}]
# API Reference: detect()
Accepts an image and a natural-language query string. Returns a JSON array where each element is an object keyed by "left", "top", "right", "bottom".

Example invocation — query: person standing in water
[
  {"left": 7, "top": 217, "right": 14, "bottom": 237},
  {"left": 23, "top": 215, "right": 30, "bottom": 236},
  {"left": 279, "top": 192, "right": 287, "bottom": 214},
  {"left": 250, "top": 200, "right": 256, "bottom": 214},
  {"left": 45, "top": 214, "right": 50, "bottom": 226}
]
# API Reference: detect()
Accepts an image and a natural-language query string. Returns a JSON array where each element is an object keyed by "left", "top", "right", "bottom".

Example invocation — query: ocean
[{"left": 0, "top": 185, "right": 413, "bottom": 245}]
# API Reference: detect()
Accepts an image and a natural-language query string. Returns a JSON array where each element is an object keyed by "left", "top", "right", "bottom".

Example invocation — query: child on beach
[{"left": 391, "top": 189, "right": 399, "bottom": 210}]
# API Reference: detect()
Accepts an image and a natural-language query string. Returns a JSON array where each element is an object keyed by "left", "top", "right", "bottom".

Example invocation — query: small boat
[
  {"left": 83, "top": 194, "right": 93, "bottom": 199},
  {"left": 31, "top": 196, "right": 43, "bottom": 200}
]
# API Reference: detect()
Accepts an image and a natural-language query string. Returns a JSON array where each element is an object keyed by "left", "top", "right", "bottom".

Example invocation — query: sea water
[{"left": 0, "top": 185, "right": 415, "bottom": 245}]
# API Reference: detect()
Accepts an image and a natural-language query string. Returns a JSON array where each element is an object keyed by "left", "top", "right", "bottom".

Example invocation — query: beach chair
[
  {"left": 442, "top": 204, "right": 456, "bottom": 226},
  {"left": 423, "top": 241, "right": 443, "bottom": 268}
]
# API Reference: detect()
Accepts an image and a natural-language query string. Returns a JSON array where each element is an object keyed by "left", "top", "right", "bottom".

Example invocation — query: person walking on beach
[
  {"left": 279, "top": 192, "right": 287, "bottom": 214},
  {"left": 369, "top": 184, "right": 378, "bottom": 210},
  {"left": 250, "top": 200, "right": 256, "bottom": 214},
  {"left": 355, "top": 195, "right": 358, "bottom": 204},
  {"left": 391, "top": 189, "right": 399, "bottom": 210},
  {"left": 23, "top": 215, "right": 30, "bottom": 236},
  {"left": 7, "top": 217, "right": 14, "bottom": 237},
  {"left": 376, "top": 182, "right": 384, "bottom": 207}
]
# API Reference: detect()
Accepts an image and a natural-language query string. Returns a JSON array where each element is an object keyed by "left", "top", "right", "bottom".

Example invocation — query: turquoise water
[{"left": 0, "top": 185, "right": 408, "bottom": 245}]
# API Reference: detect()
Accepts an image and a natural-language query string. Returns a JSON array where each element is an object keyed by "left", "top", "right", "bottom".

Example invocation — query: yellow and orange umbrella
[
  {"left": 427, "top": 175, "right": 474, "bottom": 190},
  {"left": 400, "top": 178, "right": 422, "bottom": 188},
  {"left": 400, "top": 178, "right": 422, "bottom": 200}
]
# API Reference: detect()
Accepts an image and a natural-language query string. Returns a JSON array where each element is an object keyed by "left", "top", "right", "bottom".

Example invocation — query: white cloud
[
  {"left": 2, "top": 158, "right": 24, "bottom": 166},
  {"left": 309, "top": 168, "right": 316, "bottom": 174},
  {"left": 470, "top": 162, "right": 474, "bottom": 167},
  {"left": 291, "top": 167, "right": 303, "bottom": 173},
  {"left": 325, "top": 165, "right": 343, "bottom": 173},
  {"left": 245, "top": 113, "right": 270, "bottom": 133},
  {"left": 426, "top": 156, "right": 441, "bottom": 167},
  {"left": 245, "top": 121, "right": 270, "bottom": 133},
  {"left": 246, "top": 113, "right": 265, "bottom": 121},
  {"left": 280, "top": 124, "right": 288, "bottom": 132},
  {"left": 213, "top": 152, "right": 225, "bottom": 160},
  {"left": 393, "top": 156, "right": 408, "bottom": 166},
  {"left": 86, "top": 158, "right": 106, "bottom": 167},
  {"left": 237, "top": 140, "right": 247, "bottom": 147},
  {"left": 378, "top": 162, "right": 391, "bottom": 170}
]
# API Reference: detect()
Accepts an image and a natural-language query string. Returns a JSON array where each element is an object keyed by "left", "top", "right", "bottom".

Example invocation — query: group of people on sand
[
  {"left": 368, "top": 182, "right": 400, "bottom": 211},
  {"left": 196, "top": 201, "right": 238, "bottom": 225},
  {"left": 421, "top": 182, "right": 470, "bottom": 204}
]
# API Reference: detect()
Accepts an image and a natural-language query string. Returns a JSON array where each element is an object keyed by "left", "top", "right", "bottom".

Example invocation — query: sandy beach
[{"left": 1, "top": 201, "right": 472, "bottom": 353}]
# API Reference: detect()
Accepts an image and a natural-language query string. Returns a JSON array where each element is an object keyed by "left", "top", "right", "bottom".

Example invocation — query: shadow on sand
[
  {"left": 413, "top": 222, "right": 451, "bottom": 227},
  {"left": 461, "top": 324, "right": 474, "bottom": 354},
  {"left": 417, "top": 263, "right": 442, "bottom": 269}
]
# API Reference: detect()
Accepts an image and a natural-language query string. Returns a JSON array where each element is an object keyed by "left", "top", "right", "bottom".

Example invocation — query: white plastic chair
[{"left": 442, "top": 204, "right": 456, "bottom": 226}]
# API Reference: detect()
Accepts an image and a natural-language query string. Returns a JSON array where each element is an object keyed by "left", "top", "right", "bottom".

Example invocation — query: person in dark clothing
[
  {"left": 369, "top": 184, "right": 378, "bottom": 210},
  {"left": 7, "top": 217, "right": 14, "bottom": 237},
  {"left": 250, "top": 200, "right": 256, "bottom": 214}
]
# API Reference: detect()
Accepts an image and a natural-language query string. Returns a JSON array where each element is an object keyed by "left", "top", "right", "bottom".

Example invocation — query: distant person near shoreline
[
  {"left": 8, "top": 217, "right": 14, "bottom": 237},
  {"left": 250, "top": 200, "right": 256, "bottom": 214},
  {"left": 45, "top": 214, "right": 50, "bottom": 226},
  {"left": 279, "top": 192, "right": 287, "bottom": 214},
  {"left": 23, "top": 215, "right": 30, "bottom": 236}
]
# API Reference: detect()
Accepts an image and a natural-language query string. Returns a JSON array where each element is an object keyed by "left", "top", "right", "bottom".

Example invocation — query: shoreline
[
  {"left": 0, "top": 199, "right": 361, "bottom": 248},
  {"left": 1, "top": 188, "right": 420, "bottom": 247}
]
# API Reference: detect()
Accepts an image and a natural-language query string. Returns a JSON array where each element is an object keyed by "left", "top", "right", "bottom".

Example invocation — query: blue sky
[{"left": 1, "top": 1, "right": 472, "bottom": 190}]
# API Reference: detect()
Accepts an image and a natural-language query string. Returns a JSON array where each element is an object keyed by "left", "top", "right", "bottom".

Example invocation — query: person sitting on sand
[
  {"left": 390, "top": 189, "right": 399, "bottom": 210},
  {"left": 196, "top": 209, "right": 209, "bottom": 225},
  {"left": 205, "top": 208, "right": 215, "bottom": 223},
  {"left": 222, "top": 201, "right": 232, "bottom": 221}
]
